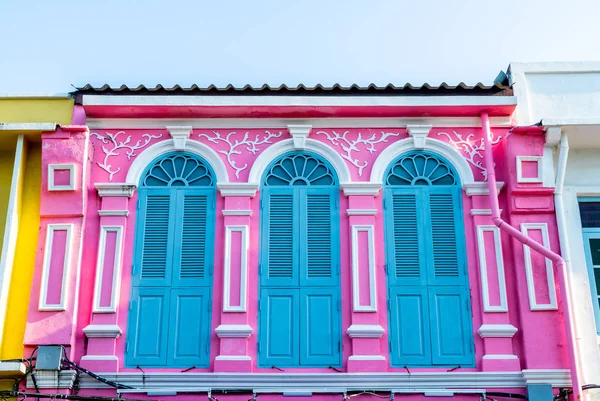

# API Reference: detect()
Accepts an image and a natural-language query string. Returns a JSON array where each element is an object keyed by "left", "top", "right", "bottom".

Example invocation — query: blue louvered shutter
[
  {"left": 428, "top": 287, "right": 473, "bottom": 365},
  {"left": 261, "top": 188, "right": 297, "bottom": 287},
  {"left": 388, "top": 286, "right": 431, "bottom": 366},
  {"left": 259, "top": 289, "right": 299, "bottom": 366},
  {"left": 171, "top": 190, "right": 215, "bottom": 287},
  {"left": 299, "top": 287, "right": 340, "bottom": 366},
  {"left": 134, "top": 189, "right": 176, "bottom": 287},
  {"left": 126, "top": 287, "right": 170, "bottom": 366},
  {"left": 300, "top": 188, "right": 338, "bottom": 287}
]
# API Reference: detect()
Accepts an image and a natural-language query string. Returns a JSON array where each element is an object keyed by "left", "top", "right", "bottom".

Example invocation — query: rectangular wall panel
[
  {"left": 476, "top": 225, "right": 508, "bottom": 312},
  {"left": 351, "top": 225, "right": 376, "bottom": 312},
  {"left": 223, "top": 225, "right": 249, "bottom": 312},
  {"left": 93, "top": 226, "right": 124, "bottom": 313},
  {"left": 39, "top": 224, "right": 73, "bottom": 311},
  {"left": 521, "top": 223, "right": 558, "bottom": 311}
]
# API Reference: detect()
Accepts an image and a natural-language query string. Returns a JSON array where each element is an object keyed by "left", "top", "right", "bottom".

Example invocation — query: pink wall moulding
[
  {"left": 223, "top": 225, "right": 249, "bottom": 312},
  {"left": 92, "top": 226, "right": 124, "bottom": 313},
  {"left": 39, "top": 224, "right": 73, "bottom": 311}
]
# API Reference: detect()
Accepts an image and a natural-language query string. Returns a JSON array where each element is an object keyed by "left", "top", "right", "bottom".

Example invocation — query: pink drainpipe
[{"left": 480, "top": 112, "right": 583, "bottom": 400}]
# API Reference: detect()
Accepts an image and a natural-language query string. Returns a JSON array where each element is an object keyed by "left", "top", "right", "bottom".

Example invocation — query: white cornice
[
  {"left": 477, "top": 324, "right": 518, "bottom": 338},
  {"left": 86, "top": 117, "right": 512, "bottom": 130},
  {"left": 98, "top": 210, "right": 130, "bottom": 217},
  {"left": 95, "top": 183, "right": 137, "bottom": 197},
  {"left": 222, "top": 210, "right": 253, "bottom": 216},
  {"left": 341, "top": 182, "right": 382, "bottom": 196},
  {"left": 82, "top": 324, "right": 122, "bottom": 338},
  {"left": 0, "top": 361, "right": 26, "bottom": 377},
  {"left": 0, "top": 123, "right": 57, "bottom": 131},
  {"left": 218, "top": 183, "right": 259, "bottom": 197},
  {"left": 522, "top": 369, "right": 571, "bottom": 386},
  {"left": 464, "top": 182, "right": 504, "bottom": 196},
  {"left": 346, "top": 209, "right": 378, "bottom": 216},
  {"left": 346, "top": 324, "right": 385, "bottom": 338},
  {"left": 215, "top": 324, "right": 253, "bottom": 338}
]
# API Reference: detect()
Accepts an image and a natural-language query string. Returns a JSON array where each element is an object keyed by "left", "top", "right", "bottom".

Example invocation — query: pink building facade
[{"left": 22, "top": 84, "right": 575, "bottom": 401}]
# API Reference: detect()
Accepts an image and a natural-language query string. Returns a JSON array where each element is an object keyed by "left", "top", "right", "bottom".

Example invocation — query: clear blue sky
[{"left": 1, "top": 0, "right": 599, "bottom": 93}]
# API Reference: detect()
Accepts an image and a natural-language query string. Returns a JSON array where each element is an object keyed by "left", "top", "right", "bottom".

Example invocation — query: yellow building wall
[
  {"left": 1, "top": 141, "right": 40, "bottom": 359},
  {"left": 0, "top": 150, "right": 15, "bottom": 259},
  {"left": 0, "top": 98, "right": 73, "bottom": 125}
]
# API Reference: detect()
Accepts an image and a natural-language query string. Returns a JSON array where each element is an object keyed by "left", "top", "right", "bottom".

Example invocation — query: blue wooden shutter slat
[
  {"left": 429, "top": 286, "right": 474, "bottom": 365},
  {"left": 388, "top": 286, "right": 431, "bottom": 366},
  {"left": 167, "top": 287, "right": 211, "bottom": 367},
  {"left": 259, "top": 288, "right": 299, "bottom": 366},
  {"left": 299, "top": 287, "right": 341, "bottom": 367},
  {"left": 125, "top": 287, "right": 170, "bottom": 367}
]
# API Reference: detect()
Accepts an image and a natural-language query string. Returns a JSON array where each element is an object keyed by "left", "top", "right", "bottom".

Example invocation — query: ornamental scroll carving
[{"left": 436, "top": 131, "right": 501, "bottom": 180}]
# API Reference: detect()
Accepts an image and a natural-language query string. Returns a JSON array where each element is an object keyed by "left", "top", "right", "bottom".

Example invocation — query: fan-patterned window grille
[
  {"left": 258, "top": 151, "right": 341, "bottom": 368},
  {"left": 126, "top": 152, "right": 215, "bottom": 368},
  {"left": 383, "top": 150, "right": 474, "bottom": 367}
]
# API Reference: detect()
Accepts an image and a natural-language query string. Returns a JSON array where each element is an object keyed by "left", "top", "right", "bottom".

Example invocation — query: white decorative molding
[
  {"left": 222, "top": 210, "right": 253, "bottom": 216},
  {"left": 48, "top": 163, "right": 76, "bottom": 191},
  {"left": 370, "top": 138, "right": 475, "bottom": 187},
  {"left": 346, "top": 209, "right": 378, "bottom": 216},
  {"left": 98, "top": 210, "right": 130, "bottom": 217},
  {"left": 92, "top": 226, "right": 124, "bottom": 313},
  {"left": 39, "top": 224, "right": 73, "bottom": 311},
  {"left": 464, "top": 182, "right": 504, "bottom": 196},
  {"left": 521, "top": 223, "right": 558, "bottom": 311},
  {"left": 91, "top": 131, "right": 162, "bottom": 181},
  {"left": 544, "top": 126, "right": 562, "bottom": 147},
  {"left": 287, "top": 124, "right": 312, "bottom": 149},
  {"left": 248, "top": 138, "right": 351, "bottom": 186},
  {"left": 346, "top": 324, "right": 385, "bottom": 338},
  {"left": 215, "top": 356, "right": 252, "bottom": 361},
  {"left": 0, "top": 361, "right": 26, "bottom": 376},
  {"left": 516, "top": 156, "right": 543, "bottom": 183},
  {"left": 482, "top": 354, "right": 518, "bottom": 360},
  {"left": 315, "top": 130, "right": 400, "bottom": 177},
  {"left": 341, "top": 182, "right": 382, "bottom": 196},
  {"left": 470, "top": 209, "right": 503, "bottom": 216},
  {"left": 95, "top": 183, "right": 137, "bottom": 197},
  {"left": 348, "top": 355, "right": 386, "bottom": 361},
  {"left": 436, "top": 130, "right": 502, "bottom": 180},
  {"left": 406, "top": 125, "right": 432, "bottom": 149},
  {"left": 215, "top": 324, "right": 253, "bottom": 338},
  {"left": 223, "top": 225, "right": 249, "bottom": 312},
  {"left": 476, "top": 225, "right": 508, "bottom": 313},
  {"left": 218, "top": 183, "right": 259, "bottom": 197},
  {"left": 80, "top": 355, "right": 119, "bottom": 361},
  {"left": 31, "top": 369, "right": 571, "bottom": 390},
  {"left": 198, "top": 130, "right": 283, "bottom": 178},
  {"left": 351, "top": 225, "right": 377, "bottom": 312},
  {"left": 82, "top": 324, "right": 122, "bottom": 338},
  {"left": 167, "top": 126, "right": 192, "bottom": 150},
  {"left": 477, "top": 324, "right": 518, "bottom": 338},
  {"left": 125, "top": 139, "right": 229, "bottom": 186}
]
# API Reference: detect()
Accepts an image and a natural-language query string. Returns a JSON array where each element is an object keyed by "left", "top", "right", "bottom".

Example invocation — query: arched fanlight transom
[
  {"left": 141, "top": 152, "right": 215, "bottom": 187},
  {"left": 385, "top": 151, "right": 459, "bottom": 186},
  {"left": 264, "top": 152, "right": 337, "bottom": 186}
]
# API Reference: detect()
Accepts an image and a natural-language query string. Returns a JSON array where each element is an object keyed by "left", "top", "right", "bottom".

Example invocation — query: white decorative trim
[
  {"left": 521, "top": 223, "right": 558, "bottom": 311},
  {"left": 82, "top": 324, "right": 122, "bottom": 338},
  {"left": 248, "top": 138, "right": 351, "bottom": 186},
  {"left": 92, "top": 226, "right": 124, "bottom": 313},
  {"left": 341, "top": 182, "right": 382, "bottom": 196},
  {"left": 315, "top": 130, "right": 400, "bottom": 176},
  {"left": 198, "top": 130, "right": 283, "bottom": 178},
  {"left": 95, "top": 183, "right": 137, "bottom": 197},
  {"left": 215, "top": 355, "right": 252, "bottom": 361},
  {"left": 346, "top": 324, "right": 385, "bottom": 338},
  {"left": 288, "top": 124, "right": 312, "bottom": 149},
  {"left": 351, "top": 225, "right": 377, "bottom": 312},
  {"left": 48, "top": 163, "right": 75, "bottom": 191},
  {"left": 346, "top": 209, "right": 378, "bottom": 216},
  {"left": 86, "top": 117, "right": 512, "bottom": 130},
  {"left": 437, "top": 130, "right": 502, "bottom": 181},
  {"left": 39, "top": 224, "right": 73, "bottom": 311},
  {"left": 464, "top": 182, "right": 504, "bottom": 196},
  {"left": 407, "top": 125, "right": 432, "bottom": 149},
  {"left": 348, "top": 355, "right": 386, "bottom": 361},
  {"left": 370, "top": 137, "right": 476, "bottom": 186},
  {"left": 223, "top": 225, "right": 249, "bottom": 312},
  {"left": 477, "top": 324, "right": 518, "bottom": 338},
  {"left": 0, "top": 361, "right": 26, "bottom": 376},
  {"left": 470, "top": 209, "right": 502, "bottom": 216},
  {"left": 167, "top": 126, "right": 192, "bottom": 150},
  {"left": 215, "top": 324, "right": 253, "bottom": 338},
  {"left": 516, "top": 156, "right": 543, "bottom": 183},
  {"left": 476, "top": 225, "right": 508, "bottom": 313},
  {"left": 98, "top": 210, "right": 130, "bottom": 217},
  {"left": 80, "top": 355, "right": 119, "bottom": 361},
  {"left": 125, "top": 138, "right": 229, "bottom": 185},
  {"left": 0, "top": 135, "right": 24, "bottom": 346},
  {"left": 91, "top": 131, "right": 163, "bottom": 181},
  {"left": 482, "top": 354, "right": 518, "bottom": 360},
  {"left": 218, "top": 183, "right": 259, "bottom": 197},
  {"left": 33, "top": 369, "right": 571, "bottom": 390},
  {"left": 0, "top": 122, "right": 57, "bottom": 131},
  {"left": 222, "top": 210, "right": 253, "bottom": 216},
  {"left": 544, "top": 126, "right": 562, "bottom": 147}
]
